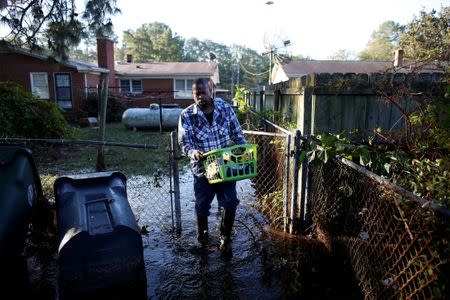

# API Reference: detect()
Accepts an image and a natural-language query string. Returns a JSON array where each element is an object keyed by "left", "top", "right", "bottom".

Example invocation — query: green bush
[
  {"left": 83, "top": 92, "right": 126, "bottom": 122},
  {"left": 0, "top": 81, "right": 72, "bottom": 138}
]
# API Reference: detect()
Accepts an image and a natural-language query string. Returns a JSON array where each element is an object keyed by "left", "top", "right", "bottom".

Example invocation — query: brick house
[
  {"left": 0, "top": 39, "right": 220, "bottom": 115},
  {"left": 0, "top": 40, "right": 108, "bottom": 112},
  {"left": 114, "top": 57, "right": 219, "bottom": 108}
]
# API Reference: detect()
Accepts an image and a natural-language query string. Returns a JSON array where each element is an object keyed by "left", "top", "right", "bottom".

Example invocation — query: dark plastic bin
[
  {"left": 0, "top": 145, "right": 42, "bottom": 293},
  {"left": 54, "top": 172, "right": 147, "bottom": 299}
]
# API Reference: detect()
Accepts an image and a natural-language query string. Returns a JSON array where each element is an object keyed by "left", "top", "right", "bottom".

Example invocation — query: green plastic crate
[{"left": 203, "top": 144, "right": 258, "bottom": 184}]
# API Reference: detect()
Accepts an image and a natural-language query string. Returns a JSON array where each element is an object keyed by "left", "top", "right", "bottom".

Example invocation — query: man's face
[{"left": 192, "top": 83, "right": 212, "bottom": 109}]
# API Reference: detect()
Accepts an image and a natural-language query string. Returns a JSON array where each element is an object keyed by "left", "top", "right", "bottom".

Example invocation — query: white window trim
[
  {"left": 53, "top": 72, "right": 73, "bottom": 109},
  {"left": 30, "top": 72, "right": 49, "bottom": 99},
  {"left": 120, "top": 79, "right": 143, "bottom": 94},
  {"left": 174, "top": 78, "right": 194, "bottom": 99}
]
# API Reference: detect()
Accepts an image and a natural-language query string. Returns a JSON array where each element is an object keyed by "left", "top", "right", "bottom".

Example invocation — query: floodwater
[
  {"left": 143, "top": 169, "right": 282, "bottom": 299},
  {"left": 25, "top": 166, "right": 361, "bottom": 299},
  {"left": 140, "top": 167, "right": 361, "bottom": 299}
]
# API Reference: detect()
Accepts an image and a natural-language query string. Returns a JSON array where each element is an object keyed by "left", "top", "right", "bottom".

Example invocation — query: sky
[
  {"left": 0, "top": 0, "right": 447, "bottom": 59},
  {"left": 106, "top": 0, "right": 448, "bottom": 60}
]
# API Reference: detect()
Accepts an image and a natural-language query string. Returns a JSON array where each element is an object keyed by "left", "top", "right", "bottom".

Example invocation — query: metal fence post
[
  {"left": 299, "top": 135, "right": 310, "bottom": 231},
  {"left": 96, "top": 73, "right": 109, "bottom": 171},
  {"left": 283, "top": 134, "right": 291, "bottom": 232},
  {"left": 170, "top": 131, "right": 182, "bottom": 234},
  {"left": 159, "top": 97, "right": 163, "bottom": 135},
  {"left": 289, "top": 130, "right": 301, "bottom": 233},
  {"left": 260, "top": 86, "right": 265, "bottom": 112}
]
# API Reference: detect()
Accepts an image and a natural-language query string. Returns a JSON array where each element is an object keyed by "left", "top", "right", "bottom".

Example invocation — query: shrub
[
  {"left": 0, "top": 81, "right": 72, "bottom": 138},
  {"left": 83, "top": 92, "right": 126, "bottom": 122}
]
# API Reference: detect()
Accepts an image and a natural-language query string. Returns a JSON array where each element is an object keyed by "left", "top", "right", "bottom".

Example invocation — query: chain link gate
[{"left": 239, "top": 111, "right": 302, "bottom": 233}]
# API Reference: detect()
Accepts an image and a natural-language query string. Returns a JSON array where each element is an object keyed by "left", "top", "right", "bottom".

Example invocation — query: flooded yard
[
  {"left": 20, "top": 124, "right": 361, "bottom": 299},
  {"left": 143, "top": 169, "right": 282, "bottom": 299},
  {"left": 140, "top": 168, "right": 361, "bottom": 299},
  {"left": 26, "top": 164, "right": 360, "bottom": 299}
]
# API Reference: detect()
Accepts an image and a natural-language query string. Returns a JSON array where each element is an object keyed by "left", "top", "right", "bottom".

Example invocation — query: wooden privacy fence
[{"left": 244, "top": 72, "right": 444, "bottom": 137}]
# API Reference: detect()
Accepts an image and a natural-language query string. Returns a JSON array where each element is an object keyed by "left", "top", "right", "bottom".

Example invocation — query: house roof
[
  {"left": 115, "top": 61, "right": 219, "bottom": 79},
  {"left": 271, "top": 60, "right": 445, "bottom": 84},
  {"left": 282, "top": 60, "right": 393, "bottom": 77},
  {"left": 0, "top": 41, "right": 109, "bottom": 74}
]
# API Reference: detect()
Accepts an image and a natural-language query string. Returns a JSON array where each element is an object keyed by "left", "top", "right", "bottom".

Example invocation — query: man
[{"left": 178, "top": 78, "right": 246, "bottom": 258}]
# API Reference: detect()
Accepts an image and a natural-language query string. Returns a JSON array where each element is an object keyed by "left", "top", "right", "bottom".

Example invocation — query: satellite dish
[{"left": 263, "top": 29, "right": 292, "bottom": 63}]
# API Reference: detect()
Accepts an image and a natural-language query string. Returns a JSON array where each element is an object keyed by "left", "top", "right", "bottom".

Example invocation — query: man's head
[{"left": 192, "top": 78, "right": 213, "bottom": 110}]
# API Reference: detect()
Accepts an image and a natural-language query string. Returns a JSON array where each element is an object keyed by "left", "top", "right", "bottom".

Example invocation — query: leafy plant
[
  {"left": 82, "top": 92, "right": 126, "bottom": 122},
  {"left": 0, "top": 81, "right": 72, "bottom": 139},
  {"left": 302, "top": 132, "right": 450, "bottom": 209},
  {"left": 232, "top": 85, "right": 251, "bottom": 113}
]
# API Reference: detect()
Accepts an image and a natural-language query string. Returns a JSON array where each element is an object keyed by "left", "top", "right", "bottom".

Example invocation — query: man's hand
[{"left": 192, "top": 150, "right": 204, "bottom": 161}]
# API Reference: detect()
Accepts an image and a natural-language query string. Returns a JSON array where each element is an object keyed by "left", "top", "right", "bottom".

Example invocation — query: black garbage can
[
  {"left": 0, "top": 145, "right": 42, "bottom": 293},
  {"left": 54, "top": 172, "right": 147, "bottom": 300}
]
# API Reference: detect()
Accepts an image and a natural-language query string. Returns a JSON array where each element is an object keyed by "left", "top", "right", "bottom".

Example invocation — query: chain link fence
[
  {"left": 2, "top": 138, "right": 178, "bottom": 233},
  {"left": 5, "top": 108, "right": 448, "bottom": 298},
  {"left": 240, "top": 110, "right": 449, "bottom": 298},
  {"left": 308, "top": 158, "right": 449, "bottom": 299},
  {"left": 239, "top": 111, "right": 296, "bottom": 232}
]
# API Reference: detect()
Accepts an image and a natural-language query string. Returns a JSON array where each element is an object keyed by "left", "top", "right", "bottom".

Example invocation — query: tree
[
  {"left": 359, "top": 21, "right": 404, "bottom": 61},
  {"left": 291, "top": 54, "right": 312, "bottom": 60},
  {"left": 398, "top": 6, "right": 450, "bottom": 62},
  {"left": 69, "top": 48, "right": 97, "bottom": 63},
  {"left": 120, "top": 22, "right": 184, "bottom": 62},
  {"left": 232, "top": 44, "right": 268, "bottom": 88},
  {"left": 184, "top": 38, "right": 234, "bottom": 89},
  {"left": 0, "top": 0, "right": 120, "bottom": 59},
  {"left": 327, "top": 49, "right": 355, "bottom": 60}
]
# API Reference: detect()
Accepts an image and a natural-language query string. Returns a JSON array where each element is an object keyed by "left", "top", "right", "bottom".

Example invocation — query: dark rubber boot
[
  {"left": 219, "top": 209, "right": 235, "bottom": 258},
  {"left": 196, "top": 215, "right": 209, "bottom": 246}
]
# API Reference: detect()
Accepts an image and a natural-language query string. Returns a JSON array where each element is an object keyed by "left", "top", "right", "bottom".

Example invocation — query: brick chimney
[
  {"left": 126, "top": 54, "right": 133, "bottom": 63},
  {"left": 97, "top": 38, "right": 115, "bottom": 87},
  {"left": 394, "top": 49, "right": 404, "bottom": 67}
]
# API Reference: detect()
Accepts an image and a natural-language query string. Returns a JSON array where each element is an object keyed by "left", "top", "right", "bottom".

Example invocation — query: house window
[
  {"left": 54, "top": 73, "right": 72, "bottom": 109},
  {"left": 120, "top": 79, "right": 142, "bottom": 93},
  {"left": 30, "top": 72, "right": 49, "bottom": 99},
  {"left": 174, "top": 79, "right": 194, "bottom": 99}
]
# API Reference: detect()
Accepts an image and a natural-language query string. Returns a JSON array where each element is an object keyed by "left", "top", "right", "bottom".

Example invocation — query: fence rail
[{"left": 308, "top": 158, "right": 449, "bottom": 299}]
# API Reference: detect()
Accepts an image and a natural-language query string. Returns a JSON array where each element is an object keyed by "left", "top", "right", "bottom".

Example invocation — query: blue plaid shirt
[{"left": 178, "top": 98, "right": 246, "bottom": 175}]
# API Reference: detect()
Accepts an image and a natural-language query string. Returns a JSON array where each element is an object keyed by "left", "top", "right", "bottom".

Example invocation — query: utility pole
[
  {"left": 269, "top": 48, "right": 272, "bottom": 84},
  {"left": 230, "top": 67, "right": 234, "bottom": 97},
  {"left": 237, "top": 61, "right": 240, "bottom": 86},
  {"left": 262, "top": 47, "right": 274, "bottom": 85}
]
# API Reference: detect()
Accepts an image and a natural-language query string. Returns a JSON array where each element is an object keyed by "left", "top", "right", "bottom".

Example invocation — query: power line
[{"left": 238, "top": 60, "right": 269, "bottom": 77}]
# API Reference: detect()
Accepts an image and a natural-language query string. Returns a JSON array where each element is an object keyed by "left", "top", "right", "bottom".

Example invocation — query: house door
[{"left": 54, "top": 73, "right": 72, "bottom": 109}]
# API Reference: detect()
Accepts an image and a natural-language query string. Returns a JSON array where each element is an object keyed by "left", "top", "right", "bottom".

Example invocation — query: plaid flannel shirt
[{"left": 178, "top": 98, "right": 246, "bottom": 175}]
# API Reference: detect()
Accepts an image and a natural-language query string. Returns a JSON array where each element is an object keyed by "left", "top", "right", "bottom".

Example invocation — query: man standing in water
[{"left": 178, "top": 78, "right": 246, "bottom": 258}]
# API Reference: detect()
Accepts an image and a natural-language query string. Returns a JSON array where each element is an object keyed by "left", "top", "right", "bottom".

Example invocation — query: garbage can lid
[
  {"left": 0, "top": 145, "right": 43, "bottom": 199},
  {"left": 0, "top": 145, "right": 32, "bottom": 165}
]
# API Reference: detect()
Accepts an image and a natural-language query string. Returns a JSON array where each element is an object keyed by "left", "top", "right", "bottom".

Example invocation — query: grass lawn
[{"left": 40, "top": 122, "right": 186, "bottom": 176}]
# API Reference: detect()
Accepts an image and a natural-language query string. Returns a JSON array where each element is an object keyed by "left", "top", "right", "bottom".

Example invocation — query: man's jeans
[{"left": 194, "top": 175, "right": 239, "bottom": 218}]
